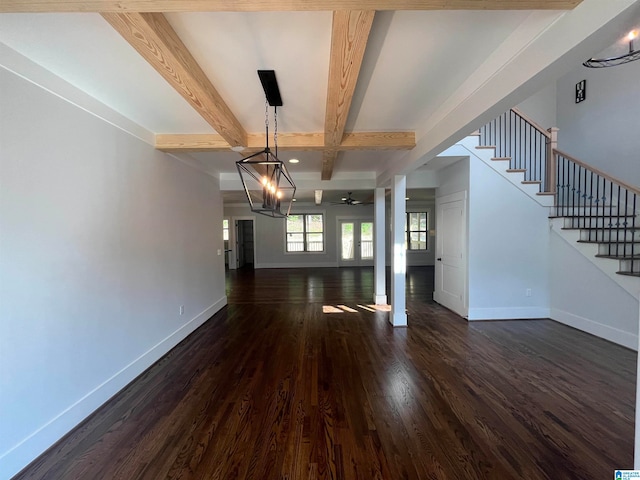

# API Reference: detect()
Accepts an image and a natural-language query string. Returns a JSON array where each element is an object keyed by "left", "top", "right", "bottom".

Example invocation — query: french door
[{"left": 338, "top": 220, "right": 374, "bottom": 267}]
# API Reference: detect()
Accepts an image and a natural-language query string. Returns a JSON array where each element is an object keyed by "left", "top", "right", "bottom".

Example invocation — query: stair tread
[
  {"left": 476, "top": 146, "right": 496, "bottom": 149},
  {"left": 577, "top": 240, "right": 640, "bottom": 244},
  {"left": 506, "top": 169, "right": 526, "bottom": 173},
  {"left": 561, "top": 227, "right": 638, "bottom": 230},
  {"left": 549, "top": 214, "right": 635, "bottom": 218},
  {"left": 522, "top": 181, "right": 541, "bottom": 185},
  {"left": 596, "top": 254, "right": 640, "bottom": 259},
  {"left": 491, "top": 157, "right": 511, "bottom": 161}
]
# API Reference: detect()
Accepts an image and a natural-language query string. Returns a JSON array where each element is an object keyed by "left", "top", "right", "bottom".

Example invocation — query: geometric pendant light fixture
[{"left": 236, "top": 70, "right": 296, "bottom": 218}]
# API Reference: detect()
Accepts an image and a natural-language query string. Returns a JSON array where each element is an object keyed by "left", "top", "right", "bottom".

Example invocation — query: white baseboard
[
  {"left": 373, "top": 294, "right": 387, "bottom": 305},
  {"left": 0, "top": 296, "right": 227, "bottom": 480},
  {"left": 467, "top": 306, "right": 550, "bottom": 321},
  {"left": 551, "top": 307, "right": 637, "bottom": 350},
  {"left": 255, "top": 262, "right": 339, "bottom": 269},
  {"left": 390, "top": 311, "right": 407, "bottom": 327}
]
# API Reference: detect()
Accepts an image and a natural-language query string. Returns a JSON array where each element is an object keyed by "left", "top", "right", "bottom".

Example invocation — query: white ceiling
[
  {"left": 1, "top": 1, "right": 638, "bottom": 203},
  {"left": 0, "top": 10, "right": 543, "bottom": 137}
]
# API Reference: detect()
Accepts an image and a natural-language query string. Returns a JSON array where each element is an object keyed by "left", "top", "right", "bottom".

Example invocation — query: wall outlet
[
  {"left": 179, "top": 305, "right": 184, "bottom": 315},
  {"left": 526, "top": 289, "right": 532, "bottom": 297},
  {"left": 217, "top": 249, "right": 221, "bottom": 256}
]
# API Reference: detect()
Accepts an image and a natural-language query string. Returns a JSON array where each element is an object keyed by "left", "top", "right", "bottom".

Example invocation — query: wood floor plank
[{"left": 12, "top": 266, "right": 636, "bottom": 480}]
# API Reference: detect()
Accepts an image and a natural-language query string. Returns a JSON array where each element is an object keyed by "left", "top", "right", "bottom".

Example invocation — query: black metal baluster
[
  {"left": 519, "top": 117, "right": 523, "bottom": 172},
  {"left": 602, "top": 179, "right": 613, "bottom": 255},
  {"left": 498, "top": 114, "right": 502, "bottom": 157},
  {"left": 556, "top": 154, "right": 561, "bottom": 217},
  {"left": 624, "top": 190, "right": 629, "bottom": 271},
  {"left": 595, "top": 173, "right": 600, "bottom": 244},
  {"left": 572, "top": 160, "right": 576, "bottom": 222},
  {"left": 616, "top": 186, "right": 621, "bottom": 257},
  {"left": 632, "top": 194, "right": 637, "bottom": 274}
]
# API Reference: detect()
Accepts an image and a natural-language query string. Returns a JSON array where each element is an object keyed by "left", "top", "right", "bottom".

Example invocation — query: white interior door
[
  {"left": 339, "top": 220, "right": 374, "bottom": 267},
  {"left": 434, "top": 192, "right": 467, "bottom": 316}
]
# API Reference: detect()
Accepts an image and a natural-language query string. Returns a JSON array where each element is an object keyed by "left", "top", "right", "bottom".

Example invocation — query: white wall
[
  {"left": 556, "top": 58, "right": 640, "bottom": 184},
  {"left": 516, "top": 82, "right": 557, "bottom": 130},
  {"left": 550, "top": 233, "right": 638, "bottom": 349},
  {"left": 224, "top": 203, "right": 375, "bottom": 268},
  {"left": 0, "top": 66, "right": 226, "bottom": 478},
  {"left": 435, "top": 158, "right": 470, "bottom": 199},
  {"left": 467, "top": 158, "right": 550, "bottom": 320},
  {"left": 224, "top": 198, "right": 437, "bottom": 270}
]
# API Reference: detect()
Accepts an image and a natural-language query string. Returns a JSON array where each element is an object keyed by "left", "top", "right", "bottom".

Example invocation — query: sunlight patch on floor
[{"left": 323, "top": 304, "right": 392, "bottom": 314}]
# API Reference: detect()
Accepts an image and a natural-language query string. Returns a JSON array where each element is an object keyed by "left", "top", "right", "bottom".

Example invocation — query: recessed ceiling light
[
  {"left": 289, "top": 158, "right": 299, "bottom": 164},
  {"left": 405, "top": 197, "right": 410, "bottom": 200},
  {"left": 292, "top": 198, "right": 297, "bottom": 202},
  {"left": 230, "top": 145, "right": 246, "bottom": 153}
]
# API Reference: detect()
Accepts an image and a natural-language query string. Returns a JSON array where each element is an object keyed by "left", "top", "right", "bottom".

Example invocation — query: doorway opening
[{"left": 236, "top": 219, "right": 255, "bottom": 270}]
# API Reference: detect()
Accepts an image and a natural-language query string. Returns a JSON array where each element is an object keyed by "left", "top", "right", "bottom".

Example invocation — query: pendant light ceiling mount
[{"left": 236, "top": 70, "right": 295, "bottom": 218}]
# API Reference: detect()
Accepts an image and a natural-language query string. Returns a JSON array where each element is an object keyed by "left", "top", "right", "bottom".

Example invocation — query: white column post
[
  {"left": 373, "top": 187, "right": 387, "bottom": 305},
  {"left": 390, "top": 175, "right": 407, "bottom": 327}
]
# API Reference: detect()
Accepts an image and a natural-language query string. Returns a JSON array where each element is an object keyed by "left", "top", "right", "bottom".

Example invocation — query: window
[
  {"left": 223, "top": 219, "right": 229, "bottom": 241},
  {"left": 405, "top": 212, "right": 428, "bottom": 250},
  {"left": 286, "top": 214, "right": 324, "bottom": 252}
]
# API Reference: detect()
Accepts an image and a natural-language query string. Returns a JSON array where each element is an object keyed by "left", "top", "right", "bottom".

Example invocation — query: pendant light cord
[{"left": 274, "top": 106, "right": 278, "bottom": 158}]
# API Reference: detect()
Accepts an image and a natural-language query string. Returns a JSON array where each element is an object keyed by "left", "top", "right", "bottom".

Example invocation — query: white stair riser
[
  {"left": 553, "top": 206, "right": 628, "bottom": 216},
  {"left": 579, "top": 230, "right": 640, "bottom": 242},
  {"left": 619, "top": 259, "right": 640, "bottom": 271},
  {"left": 564, "top": 217, "right": 637, "bottom": 229},
  {"left": 597, "top": 243, "right": 640, "bottom": 256}
]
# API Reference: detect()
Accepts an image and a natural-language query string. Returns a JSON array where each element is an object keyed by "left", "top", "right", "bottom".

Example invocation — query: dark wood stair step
[
  {"left": 617, "top": 271, "right": 640, "bottom": 277},
  {"left": 549, "top": 214, "right": 635, "bottom": 219},
  {"left": 577, "top": 240, "right": 640, "bottom": 245}
]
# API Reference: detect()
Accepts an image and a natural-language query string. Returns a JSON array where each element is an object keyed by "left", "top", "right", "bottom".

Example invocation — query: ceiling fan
[{"left": 331, "top": 192, "right": 372, "bottom": 206}]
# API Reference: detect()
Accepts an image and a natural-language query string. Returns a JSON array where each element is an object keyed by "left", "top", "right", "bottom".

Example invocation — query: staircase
[{"left": 475, "top": 109, "right": 639, "bottom": 278}]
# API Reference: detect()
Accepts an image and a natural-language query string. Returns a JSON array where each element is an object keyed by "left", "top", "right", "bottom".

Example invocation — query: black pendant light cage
[
  {"left": 236, "top": 148, "right": 296, "bottom": 218},
  {"left": 236, "top": 70, "right": 296, "bottom": 218},
  {"left": 583, "top": 31, "right": 640, "bottom": 68}
]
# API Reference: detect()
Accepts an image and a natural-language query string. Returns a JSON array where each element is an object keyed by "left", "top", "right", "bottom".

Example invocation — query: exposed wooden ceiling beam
[
  {"left": 322, "top": 150, "right": 338, "bottom": 181},
  {"left": 102, "top": 12, "right": 247, "bottom": 147},
  {"left": 324, "top": 10, "right": 375, "bottom": 180},
  {"left": 1, "top": 1, "right": 584, "bottom": 13},
  {"left": 340, "top": 131, "right": 414, "bottom": 150},
  {"left": 156, "top": 131, "right": 415, "bottom": 152}
]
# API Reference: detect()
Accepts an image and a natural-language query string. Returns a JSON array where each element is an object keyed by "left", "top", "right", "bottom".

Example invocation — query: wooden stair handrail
[
  {"left": 511, "top": 107, "right": 552, "bottom": 139},
  {"left": 554, "top": 148, "right": 640, "bottom": 197}
]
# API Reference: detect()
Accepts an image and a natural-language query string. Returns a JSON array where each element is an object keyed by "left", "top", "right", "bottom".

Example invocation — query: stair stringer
[
  {"left": 550, "top": 217, "right": 639, "bottom": 298},
  {"left": 439, "top": 135, "right": 553, "bottom": 207}
]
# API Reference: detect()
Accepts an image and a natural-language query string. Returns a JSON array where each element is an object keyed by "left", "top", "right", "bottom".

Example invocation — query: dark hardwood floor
[{"left": 14, "top": 267, "right": 636, "bottom": 479}]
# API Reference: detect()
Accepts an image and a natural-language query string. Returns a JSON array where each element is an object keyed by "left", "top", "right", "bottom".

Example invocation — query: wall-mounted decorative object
[{"left": 575, "top": 80, "right": 586, "bottom": 103}]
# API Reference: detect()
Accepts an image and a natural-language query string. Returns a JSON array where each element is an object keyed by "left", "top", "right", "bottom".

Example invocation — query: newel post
[{"left": 546, "top": 127, "right": 559, "bottom": 194}]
